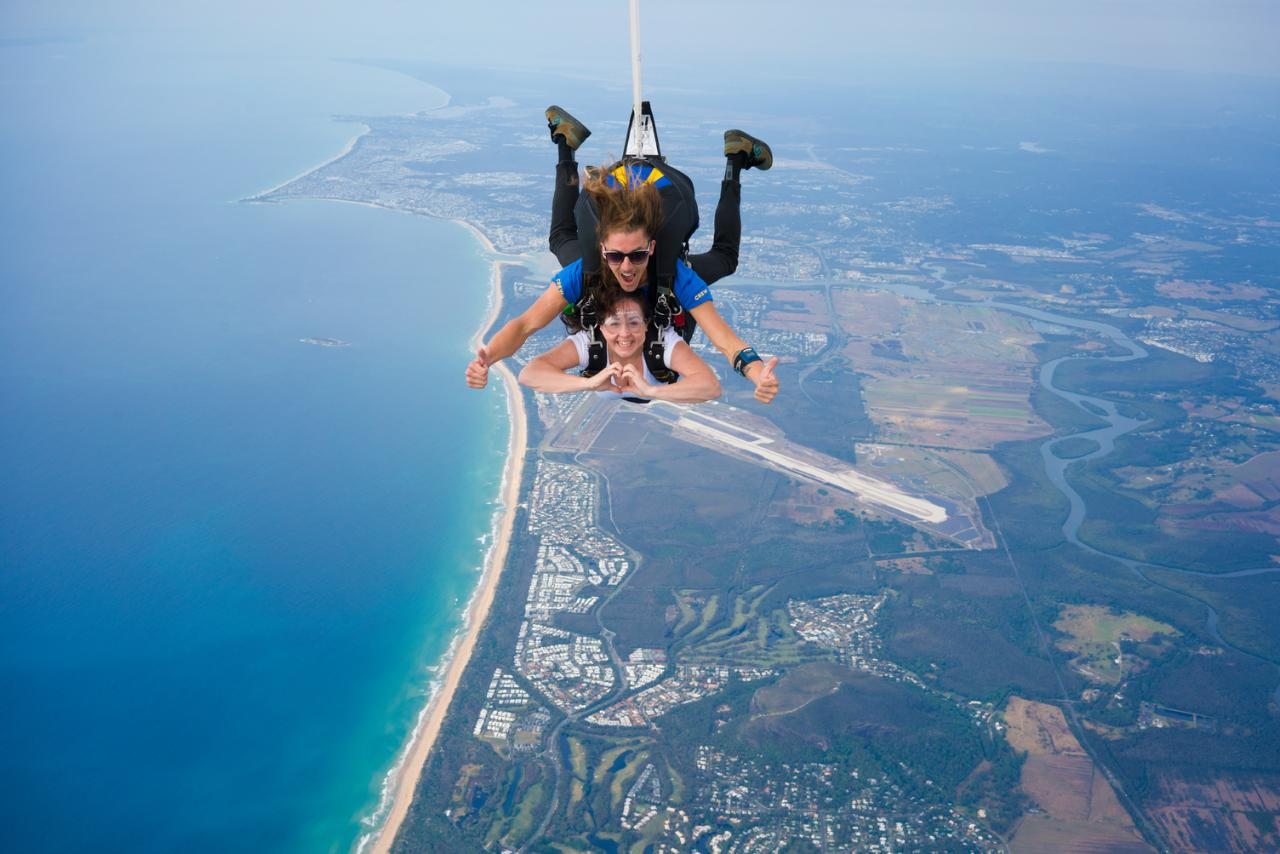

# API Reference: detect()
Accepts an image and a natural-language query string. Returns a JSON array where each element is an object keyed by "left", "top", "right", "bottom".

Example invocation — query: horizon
[{"left": 3, "top": 1, "right": 1279, "bottom": 82}]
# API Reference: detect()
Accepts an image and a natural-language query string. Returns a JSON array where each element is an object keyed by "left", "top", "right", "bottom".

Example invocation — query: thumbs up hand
[{"left": 749, "top": 356, "right": 779, "bottom": 404}]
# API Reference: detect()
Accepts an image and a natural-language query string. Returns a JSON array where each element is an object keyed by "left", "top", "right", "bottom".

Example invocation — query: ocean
[{"left": 0, "top": 35, "right": 506, "bottom": 852}]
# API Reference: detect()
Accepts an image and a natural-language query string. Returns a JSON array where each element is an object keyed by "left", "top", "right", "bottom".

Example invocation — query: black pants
[{"left": 548, "top": 161, "right": 742, "bottom": 285}]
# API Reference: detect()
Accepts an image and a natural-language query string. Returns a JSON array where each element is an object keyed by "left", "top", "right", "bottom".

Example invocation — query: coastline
[
  {"left": 247, "top": 99, "right": 529, "bottom": 853},
  {"left": 244, "top": 124, "right": 371, "bottom": 201},
  {"left": 366, "top": 258, "right": 526, "bottom": 854}
]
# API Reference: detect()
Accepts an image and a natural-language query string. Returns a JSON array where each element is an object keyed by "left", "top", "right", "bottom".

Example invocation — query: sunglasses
[{"left": 601, "top": 248, "right": 651, "bottom": 266}]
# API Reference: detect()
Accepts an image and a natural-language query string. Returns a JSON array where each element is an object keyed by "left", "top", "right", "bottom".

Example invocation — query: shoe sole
[
  {"left": 546, "top": 105, "right": 592, "bottom": 150},
  {"left": 724, "top": 128, "right": 772, "bottom": 171}
]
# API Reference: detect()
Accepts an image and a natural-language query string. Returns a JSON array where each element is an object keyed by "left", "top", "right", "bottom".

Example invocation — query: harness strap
[
  {"left": 576, "top": 293, "right": 608, "bottom": 378},
  {"left": 644, "top": 278, "right": 679, "bottom": 384}
]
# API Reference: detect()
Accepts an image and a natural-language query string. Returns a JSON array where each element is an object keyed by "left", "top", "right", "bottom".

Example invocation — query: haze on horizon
[{"left": 4, "top": 0, "right": 1279, "bottom": 85}]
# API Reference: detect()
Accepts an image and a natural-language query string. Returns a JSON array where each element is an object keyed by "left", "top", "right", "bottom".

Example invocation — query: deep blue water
[{"left": 1, "top": 38, "right": 505, "bottom": 852}]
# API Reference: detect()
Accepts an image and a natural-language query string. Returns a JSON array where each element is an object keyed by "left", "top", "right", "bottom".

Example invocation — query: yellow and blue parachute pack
[{"left": 575, "top": 156, "right": 699, "bottom": 304}]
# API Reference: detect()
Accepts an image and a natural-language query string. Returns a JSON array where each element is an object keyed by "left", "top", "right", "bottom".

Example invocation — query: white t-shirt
[{"left": 568, "top": 327, "right": 684, "bottom": 399}]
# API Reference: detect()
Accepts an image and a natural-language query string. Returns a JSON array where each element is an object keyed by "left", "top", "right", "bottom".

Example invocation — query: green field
[{"left": 1053, "top": 604, "right": 1179, "bottom": 684}]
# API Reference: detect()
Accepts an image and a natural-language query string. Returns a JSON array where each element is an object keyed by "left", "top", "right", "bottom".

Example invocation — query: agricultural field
[
  {"left": 761, "top": 288, "right": 838, "bottom": 332},
  {"left": 1156, "top": 449, "right": 1280, "bottom": 539},
  {"left": 1002, "top": 697, "right": 1152, "bottom": 853},
  {"left": 831, "top": 289, "right": 1050, "bottom": 448},
  {"left": 861, "top": 375, "right": 1048, "bottom": 448},
  {"left": 1145, "top": 766, "right": 1280, "bottom": 854}
]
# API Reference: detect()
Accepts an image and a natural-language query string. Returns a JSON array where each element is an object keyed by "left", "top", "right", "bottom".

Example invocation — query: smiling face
[
  {"left": 599, "top": 296, "right": 647, "bottom": 360},
  {"left": 600, "top": 227, "right": 654, "bottom": 292}
]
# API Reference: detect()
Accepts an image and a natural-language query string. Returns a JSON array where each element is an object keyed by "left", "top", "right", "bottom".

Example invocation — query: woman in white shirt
[{"left": 518, "top": 292, "right": 721, "bottom": 403}]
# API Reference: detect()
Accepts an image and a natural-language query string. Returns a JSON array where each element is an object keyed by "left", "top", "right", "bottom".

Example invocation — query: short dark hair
[
  {"left": 595, "top": 286, "right": 650, "bottom": 323},
  {"left": 560, "top": 283, "right": 649, "bottom": 334}
]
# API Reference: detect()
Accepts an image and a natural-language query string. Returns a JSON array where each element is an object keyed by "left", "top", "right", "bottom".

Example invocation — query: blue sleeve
[
  {"left": 673, "top": 262, "right": 713, "bottom": 309},
  {"left": 552, "top": 259, "right": 584, "bottom": 305}
]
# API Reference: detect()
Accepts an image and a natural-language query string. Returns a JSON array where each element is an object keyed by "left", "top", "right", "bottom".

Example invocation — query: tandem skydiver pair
[{"left": 464, "top": 104, "right": 779, "bottom": 405}]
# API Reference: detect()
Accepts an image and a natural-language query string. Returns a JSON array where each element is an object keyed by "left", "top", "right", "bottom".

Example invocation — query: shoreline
[
  {"left": 245, "top": 76, "right": 453, "bottom": 204},
  {"left": 246, "top": 103, "right": 532, "bottom": 854},
  {"left": 244, "top": 124, "right": 371, "bottom": 202},
  {"left": 365, "top": 258, "right": 527, "bottom": 854}
]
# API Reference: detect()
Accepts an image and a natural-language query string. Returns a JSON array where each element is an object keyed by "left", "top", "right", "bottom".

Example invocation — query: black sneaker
[
  {"left": 724, "top": 129, "right": 772, "bottom": 170},
  {"left": 546, "top": 105, "right": 591, "bottom": 150}
]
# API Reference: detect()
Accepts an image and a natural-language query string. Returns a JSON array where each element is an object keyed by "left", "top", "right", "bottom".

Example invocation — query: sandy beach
[
  {"left": 367, "top": 258, "right": 526, "bottom": 854},
  {"left": 238, "top": 83, "right": 527, "bottom": 854},
  {"left": 244, "top": 126, "right": 371, "bottom": 202}
]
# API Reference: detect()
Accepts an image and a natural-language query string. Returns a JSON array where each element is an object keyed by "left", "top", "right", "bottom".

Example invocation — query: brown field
[
  {"left": 767, "top": 288, "right": 832, "bottom": 322},
  {"left": 1074, "top": 340, "right": 1108, "bottom": 351},
  {"left": 1232, "top": 451, "right": 1280, "bottom": 499},
  {"left": 761, "top": 286, "right": 837, "bottom": 333},
  {"left": 1223, "top": 410, "right": 1280, "bottom": 435},
  {"left": 1157, "top": 451, "right": 1280, "bottom": 536},
  {"left": 1010, "top": 815, "right": 1154, "bottom": 853},
  {"left": 1155, "top": 278, "right": 1269, "bottom": 302},
  {"left": 1004, "top": 698, "right": 1149, "bottom": 851},
  {"left": 1162, "top": 505, "right": 1280, "bottom": 537},
  {"left": 1184, "top": 306, "right": 1280, "bottom": 333},
  {"left": 1005, "top": 697, "right": 1087, "bottom": 757},
  {"left": 767, "top": 481, "right": 862, "bottom": 526},
  {"left": 1147, "top": 767, "right": 1280, "bottom": 853},
  {"left": 827, "top": 289, "right": 1049, "bottom": 448},
  {"left": 1081, "top": 719, "right": 1127, "bottom": 741}
]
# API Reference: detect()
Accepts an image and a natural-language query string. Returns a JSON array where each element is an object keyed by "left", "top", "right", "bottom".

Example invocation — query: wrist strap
[{"left": 733, "top": 347, "right": 762, "bottom": 377}]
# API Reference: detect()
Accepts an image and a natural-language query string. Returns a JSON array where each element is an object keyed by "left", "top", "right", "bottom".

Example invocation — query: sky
[{"left": 3, "top": 1, "right": 1279, "bottom": 82}]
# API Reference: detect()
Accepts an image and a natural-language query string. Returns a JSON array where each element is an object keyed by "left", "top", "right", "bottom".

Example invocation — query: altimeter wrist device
[{"left": 733, "top": 347, "right": 762, "bottom": 377}]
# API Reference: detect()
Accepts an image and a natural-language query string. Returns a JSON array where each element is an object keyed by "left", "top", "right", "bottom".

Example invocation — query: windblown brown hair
[
  {"left": 560, "top": 166, "right": 666, "bottom": 333},
  {"left": 582, "top": 169, "right": 664, "bottom": 246}
]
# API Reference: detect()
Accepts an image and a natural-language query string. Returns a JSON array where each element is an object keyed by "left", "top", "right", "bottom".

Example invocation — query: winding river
[
  {"left": 910, "top": 264, "right": 1280, "bottom": 703},
  {"left": 983, "top": 298, "right": 1280, "bottom": 705}
]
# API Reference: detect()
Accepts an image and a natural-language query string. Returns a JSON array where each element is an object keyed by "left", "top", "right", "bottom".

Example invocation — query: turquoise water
[{"left": 1, "top": 37, "right": 505, "bottom": 852}]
